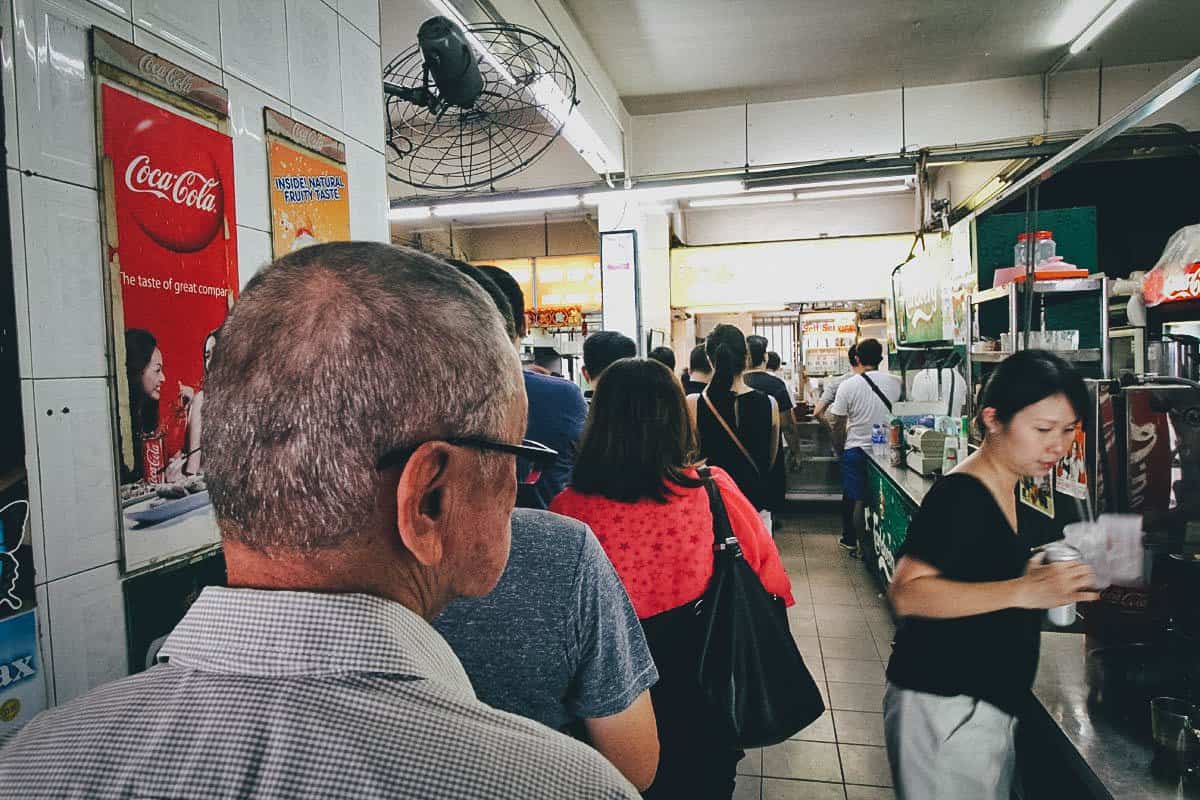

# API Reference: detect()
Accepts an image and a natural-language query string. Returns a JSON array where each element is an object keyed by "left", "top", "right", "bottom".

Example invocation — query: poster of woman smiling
[{"left": 95, "top": 32, "right": 238, "bottom": 573}]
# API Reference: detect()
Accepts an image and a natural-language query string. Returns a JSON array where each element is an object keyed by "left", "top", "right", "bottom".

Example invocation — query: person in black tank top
[
  {"left": 883, "top": 351, "right": 1099, "bottom": 800},
  {"left": 688, "top": 325, "right": 779, "bottom": 511}
]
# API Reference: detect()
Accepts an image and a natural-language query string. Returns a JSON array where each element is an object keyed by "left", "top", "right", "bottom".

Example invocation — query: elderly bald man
[{"left": 0, "top": 243, "right": 639, "bottom": 800}]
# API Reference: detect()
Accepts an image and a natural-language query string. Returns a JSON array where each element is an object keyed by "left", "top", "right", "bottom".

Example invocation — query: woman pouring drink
[{"left": 884, "top": 350, "right": 1100, "bottom": 799}]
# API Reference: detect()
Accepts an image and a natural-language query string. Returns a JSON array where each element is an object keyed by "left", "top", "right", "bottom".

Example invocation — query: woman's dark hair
[
  {"left": 705, "top": 324, "right": 747, "bottom": 398},
  {"left": 474, "top": 264, "right": 526, "bottom": 338},
  {"left": 689, "top": 343, "right": 711, "bottom": 373},
  {"left": 766, "top": 351, "right": 782, "bottom": 371},
  {"left": 648, "top": 345, "right": 676, "bottom": 370},
  {"left": 447, "top": 260, "right": 516, "bottom": 339},
  {"left": 571, "top": 358, "right": 704, "bottom": 502},
  {"left": 202, "top": 329, "right": 219, "bottom": 375},
  {"left": 125, "top": 328, "right": 160, "bottom": 434},
  {"left": 746, "top": 334, "right": 768, "bottom": 368},
  {"left": 976, "top": 349, "right": 1089, "bottom": 435}
]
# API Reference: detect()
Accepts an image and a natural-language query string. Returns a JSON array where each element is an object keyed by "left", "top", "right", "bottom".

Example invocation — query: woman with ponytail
[{"left": 686, "top": 324, "right": 780, "bottom": 515}]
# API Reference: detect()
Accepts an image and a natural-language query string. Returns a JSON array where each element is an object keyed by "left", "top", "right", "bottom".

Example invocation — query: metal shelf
[
  {"left": 970, "top": 348, "right": 1103, "bottom": 363},
  {"left": 971, "top": 278, "right": 1104, "bottom": 305}
]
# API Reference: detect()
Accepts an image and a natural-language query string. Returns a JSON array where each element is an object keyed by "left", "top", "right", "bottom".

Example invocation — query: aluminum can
[{"left": 1042, "top": 541, "right": 1082, "bottom": 627}]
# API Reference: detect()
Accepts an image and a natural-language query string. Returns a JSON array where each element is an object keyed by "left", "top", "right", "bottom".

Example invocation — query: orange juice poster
[{"left": 264, "top": 109, "right": 350, "bottom": 257}]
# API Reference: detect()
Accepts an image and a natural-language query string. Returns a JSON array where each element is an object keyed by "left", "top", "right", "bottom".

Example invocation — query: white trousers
[{"left": 884, "top": 683, "right": 1017, "bottom": 800}]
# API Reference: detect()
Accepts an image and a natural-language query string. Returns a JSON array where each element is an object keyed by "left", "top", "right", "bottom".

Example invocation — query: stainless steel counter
[
  {"left": 1031, "top": 632, "right": 1200, "bottom": 799},
  {"left": 863, "top": 447, "right": 938, "bottom": 507}
]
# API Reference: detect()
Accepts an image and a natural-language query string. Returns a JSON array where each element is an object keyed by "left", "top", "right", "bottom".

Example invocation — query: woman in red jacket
[{"left": 551, "top": 358, "right": 793, "bottom": 800}]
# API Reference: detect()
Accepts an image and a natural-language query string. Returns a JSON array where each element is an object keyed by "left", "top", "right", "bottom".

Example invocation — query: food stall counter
[
  {"left": 1024, "top": 632, "right": 1200, "bottom": 799},
  {"left": 862, "top": 448, "right": 939, "bottom": 585}
]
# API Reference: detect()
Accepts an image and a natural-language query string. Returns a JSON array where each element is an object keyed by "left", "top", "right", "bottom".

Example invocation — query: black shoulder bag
[
  {"left": 696, "top": 467, "right": 825, "bottom": 747},
  {"left": 860, "top": 372, "right": 893, "bottom": 413}
]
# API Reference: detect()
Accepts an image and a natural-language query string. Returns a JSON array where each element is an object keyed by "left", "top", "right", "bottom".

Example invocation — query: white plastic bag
[
  {"left": 1062, "top": 514, "right": 1145, "bottom": 590},
  {"left": 1142, "top": 224, "right": 1200, "bottom": 307}
]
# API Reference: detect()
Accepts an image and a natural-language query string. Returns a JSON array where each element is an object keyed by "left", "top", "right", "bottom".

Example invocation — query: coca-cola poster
[
  {"left": 264, "top": 109, "right": 350, "bottom": 257},
  {"left": 1122, "top": 387, "right": 1175, "bottom": 520},
  {"left": 100, "top": 82, "right": 236, "bottom": 573}
]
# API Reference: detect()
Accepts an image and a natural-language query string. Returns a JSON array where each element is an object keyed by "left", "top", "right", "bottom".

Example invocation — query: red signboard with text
[{"left": 101, "top": 83, "right": 237, "bottom": 571}]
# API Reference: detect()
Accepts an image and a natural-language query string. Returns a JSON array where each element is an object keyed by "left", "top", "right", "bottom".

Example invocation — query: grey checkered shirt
[{"left": 0, "top": 587, "right": 641, "bottom": 799}]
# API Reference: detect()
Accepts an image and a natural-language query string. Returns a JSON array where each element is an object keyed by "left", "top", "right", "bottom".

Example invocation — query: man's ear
[
  {"left": 581, "top": 367, "right": 592, "bottom": 384},
  {"left": 393, "top": 442, "right": 455, "bottom": 567}
]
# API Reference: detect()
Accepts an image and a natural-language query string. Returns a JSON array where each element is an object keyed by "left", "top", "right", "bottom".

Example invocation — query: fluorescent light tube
[
  {"left": 431, "top": 195, "right": 580, "bottom": 217},
  {"left": 582, "top": 180, "right": 743, "bottom": 206},
  {"left": 389, "top": 206, "right": 432, "bottom": 221},
  {"left": 1069, "top": 0, "right": 1138, "bottom": 54},
  {"left": 747, "top": 174, "right": 911, "bottom": 192},
  {"left": 689, "top": 193, "right": 795, "bottom": 208},
  {"left": 792, "top": 184, "right": 913, "bottom": 202}
]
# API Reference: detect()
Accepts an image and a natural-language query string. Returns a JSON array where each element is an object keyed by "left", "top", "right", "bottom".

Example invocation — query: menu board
[
  {"left": 533, "top": 255, "right": 601, "bottom": 311},
  {"left": 98, "top": 65, "right": 237, "bottom": 572}
]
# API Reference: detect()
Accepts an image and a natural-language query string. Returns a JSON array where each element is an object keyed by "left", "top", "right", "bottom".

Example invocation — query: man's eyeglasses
[{"left": 376, "top": 437, "right": 558, "bottom": 486}]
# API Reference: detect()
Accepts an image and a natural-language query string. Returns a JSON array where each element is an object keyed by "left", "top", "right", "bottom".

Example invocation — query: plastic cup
[{"left": 1151, "top": 697, "right": 1200, "bottom": 774}]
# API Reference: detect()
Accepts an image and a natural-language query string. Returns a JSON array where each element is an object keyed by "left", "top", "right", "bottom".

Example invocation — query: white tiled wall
[{"left": 5, "top": 0, "right": 388, "bottom": 708}]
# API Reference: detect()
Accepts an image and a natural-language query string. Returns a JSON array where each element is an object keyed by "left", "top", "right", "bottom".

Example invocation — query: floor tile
[
  {"left": 845, "top": 786, "right": 896, "bottom": 800},
  {"left": 735, "top": 772, "right": 763, "bottom": 800},
  {"left": 861, "top": 607, "right": 896, "bottom": 626},
  {"left": 814, "top": 605, "right": 864, "bottom": 623},
  {"left": 791, "top": 616, "right": 820, "bottom": 638},
  {"left": 832, "top": 711, "right": 886, "bottom": 746},
  {"left": 874, "top": 639, "right": 893, "bottom": 661},
  {"left": 867, "top": 620, "right": 897, "bottom": 641},
  {"left": 762, "top": 739, "right": 843, "bottom": 783},
  {"left": 763, "top": 778, "right": 847, "bottom": 800},
  {"left": 794, "top": 635, "right": 821, "bottom": 653},
  {"left": 793, "top": 710, "right": 836, "bottom": 742},
  {"left": 824, "top": 658, "right": 887, "bottom": 685},
  {"left": 738, "top": 748, "right": 764, "bottom": 775},
  {"left": 818, "top": 637, "right": 879, "bottom": 661},
  {"left": 827, "top": 682, "right": 886, "bottom": 713},
  {"left": 814, "top": 586, "right": 861, "bottom": 606},
  {"left": 838, "top": 745, "right": 892, "bottom": 787},
  {"left": 816, "top": 617, "right": 873, "bottom": 638},
  {"left": 857, "top": 591, "right": 890, "bottom": 610}
]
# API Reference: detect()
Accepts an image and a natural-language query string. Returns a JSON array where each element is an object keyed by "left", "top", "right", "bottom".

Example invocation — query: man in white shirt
[{"left": 829, "top": 338, "right": 902, "bottom": 555}]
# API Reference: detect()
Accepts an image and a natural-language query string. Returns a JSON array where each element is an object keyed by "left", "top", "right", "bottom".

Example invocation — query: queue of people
[{"left": 0, "top": 241, "right": 1100, "bottom": 800}]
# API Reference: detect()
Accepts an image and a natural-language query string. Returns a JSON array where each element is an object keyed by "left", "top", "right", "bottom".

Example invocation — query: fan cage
[{"left": 384, "top": 23, "right": 578, "bottom": 191}]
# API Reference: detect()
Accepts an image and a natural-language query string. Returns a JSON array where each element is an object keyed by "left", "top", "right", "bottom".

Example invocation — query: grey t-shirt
[{"left": 434, "top": 508, "right": 658, "bottom": 732}]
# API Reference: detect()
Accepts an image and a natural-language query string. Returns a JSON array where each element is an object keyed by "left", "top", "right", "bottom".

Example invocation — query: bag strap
[
  {"left": 701, "top": 389, "right": 760, "bottom": 476},
  {"left": 697, "top": 466, "right": 739, "bottom": 551},
  {"left": 860, "top": 372, "right": 893, "bottom": 413},
  {"left": 767, "top": 394, "right": 780, "bottom": 469}
]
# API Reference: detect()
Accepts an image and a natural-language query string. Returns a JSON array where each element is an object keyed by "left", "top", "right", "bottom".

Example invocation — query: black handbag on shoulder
[{"left": 695, "top": 467, "right": 825, "bottom": 748}]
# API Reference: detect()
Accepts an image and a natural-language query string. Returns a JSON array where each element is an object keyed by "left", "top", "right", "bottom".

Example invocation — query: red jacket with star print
[{"left": 550, "top": 466, "right": 795, "bottom": 619}]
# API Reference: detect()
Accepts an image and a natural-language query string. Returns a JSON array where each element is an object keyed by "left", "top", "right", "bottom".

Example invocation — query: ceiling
[{"left": 560, "top": 0, "right": 1200, "bottom": 114}]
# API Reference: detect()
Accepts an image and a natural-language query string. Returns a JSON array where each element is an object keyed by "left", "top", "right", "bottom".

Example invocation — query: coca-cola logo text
[
  {"left": 138, "top": 54, "right": 197, "bottom": 96},
  {"left": 290, "top": 123, "right": 328, "bottom": 153},
  {"left": 124, "top": 155, "right": 220, "bottom": 214},
  {"left": 1127, "top": 419, "right": 1158, "bottom": 511}
]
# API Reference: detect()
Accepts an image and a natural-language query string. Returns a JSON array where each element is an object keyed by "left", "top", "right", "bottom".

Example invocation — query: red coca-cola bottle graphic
[{"left": 142, "top": 430, "right": 166, "bottom": 485}]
